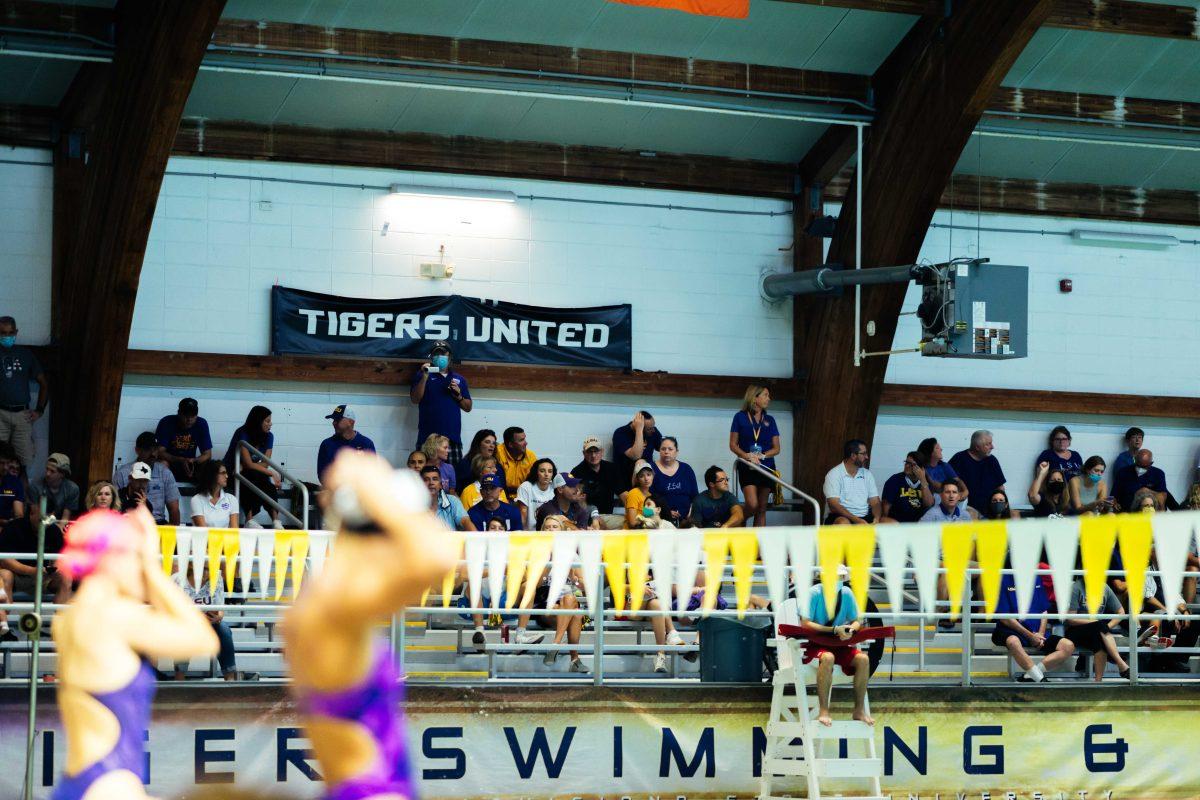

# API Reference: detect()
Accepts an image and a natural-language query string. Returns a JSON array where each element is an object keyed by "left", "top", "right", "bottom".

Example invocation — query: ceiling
[{"left": 4, "top": 0, "right": 1200, "bottom": 192}]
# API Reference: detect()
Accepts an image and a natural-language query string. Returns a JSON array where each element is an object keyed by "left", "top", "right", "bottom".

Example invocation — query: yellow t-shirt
[
  {"left": 623, "top": 487, "right": 648, "bottom": 529},
  {"left": 496, "top": 446, "right": 537, "bottom": 492},
  {"left": 459, "top": 481, "right": 511, "bottom": 510}
]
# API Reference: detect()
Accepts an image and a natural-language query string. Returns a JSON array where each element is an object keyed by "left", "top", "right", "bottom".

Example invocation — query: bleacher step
[
  {"left": 763, "top": 757, "right": 881, "bottom": 778},
  {"left": 767, "top": 720, "right": 873, "bottom": 740}
]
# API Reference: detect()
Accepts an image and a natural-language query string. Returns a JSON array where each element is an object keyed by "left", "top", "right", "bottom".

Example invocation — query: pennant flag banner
[
  {"left": 189, "top": 529, "right": 207, "bottom": 591},
  {"left": 728, "top": 531, "right": 758, "bottom": 618},
  {"left": 603, "top": 534, "right": 628, "bottom": 612},
  {"left": 1006, "top": 518, "right": 1045, "bottom": 617},
  {"left": 648, "top": 531, "right": 675, "bottom": 616},
  {"left": 522, "top": 534, "right": 555, "bottom": 609},
  {"left": 941, "top": 524, "right": 974, "bottom": 618},
  {"left": 442, "top": 532, "right": 465, "bottom": 608},
  {"left": 607, "top": 0, "right": 749, "bottom": 18},
  {"left": 1153, "top": 514, "right": 1196, "bottom": 612},
  {"left": 486, "top": 535, "right": 509, "bottom": 611},
  {"left": 876, "top": 525, "right": 910, "bottom": 619},
  {"left": 505, "top": 535, "right": 532, "bottom": 610},
  {"left": 238, "top": 529, "right": 259, "bottom": 595},
  {"left": 906, "top": 523, "right": 942, "bottom": 615},
  {"left": 842, "top": 526, "right": 875, "bottom": 614},
  {"left": 547, "top": 533, "right": 580, "bottom": 612},
  {"left": 972, "top": 520, "right": 1008, "bottom": 619},
  {"left": 673, "top": 530, "right": 703, "bottom": 612},
  {"left": 256, "top": 530, "right": 275, "bottom": 600},
  {"left": 756, "top": 529, "right": 788, "bottom": 610},
  {"left": 785, "top": 526, "right": 816, "bottom": 609},
  {"left": 307, "top": 533, "right": 333, "bottom": 581},
  {"left": 174, "top": 527, "right": 193, "bottom": 584},
  {"left": 158, "top": 526, "right": 177, "bottom": 576},
  {"left": 701, "top": 533, "right": 729, "bottom": 613},
  {"left": 465, "top": 534, "right": 487, "bottom": 609},
  {"left": 1041, "top": 517, "right": 1080, "bottom": 620},
  {"left": 1116, "top": 515, "right": 1153, "bottom": 617},
  {"left": 1079, "top": 515, "right": 1118, "bottom": 616},
  {"left": 626, "top": 533, "right": 650, "bottom": 613},
  {"left": 816, "top": 527, "right": 845, "bottom": 610},
  {"left": 578, "top": 534, "right": 604, "bottom": 617}
]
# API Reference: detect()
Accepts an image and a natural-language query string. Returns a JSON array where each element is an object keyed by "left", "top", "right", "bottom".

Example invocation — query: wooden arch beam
[
  {"left": 52, "top": 0, "right": 225, "bottom": 485},
  {"left": 791, "top": 3, "right": 1055, "bottom": 499}
]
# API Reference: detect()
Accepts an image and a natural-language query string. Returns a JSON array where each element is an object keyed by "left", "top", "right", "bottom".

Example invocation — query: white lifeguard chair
[{"left": 759, "top": 598, "right": 884, "bottom": 800}]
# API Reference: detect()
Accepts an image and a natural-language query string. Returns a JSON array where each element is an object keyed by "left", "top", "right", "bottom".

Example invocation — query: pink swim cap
[{"left": 59, "top": 510, "right": 140, "bottom": 580}]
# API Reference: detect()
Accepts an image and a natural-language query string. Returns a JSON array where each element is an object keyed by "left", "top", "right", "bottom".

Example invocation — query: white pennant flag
[
  {"left": 238, "top": 529, "right": 258, "bottom": 595},
  {"left": 877, "top": 525, "right": 910, "bottom": 621},
  {"left": 648, "top": 531, "right": 675, "bottom": 615},
  {"left": 906, "top": 523, "right": 941, "bottom": 615},
  {"left": 756, "top": 528, "right": 788, "bottom": 610},
  {"left": 1153, "top": 512, "right": 1197, "bottom": 612},
  {"left": 546, "top": 533, "right": 580, "bottom": 611},
  {"left": 673, "top": 530, "right": 703, "bottom": 611},
  {"left": 785, "top": 526, "right": 816, "bottom": 603},
  {"left": 486, "top": 535, "right": 508, "bottom": 611},
  {"left": 465, "top": 534, "right": 488, "bottom": 609},
  {"left": 578, "top": 533, "right": 604, "bottom": 617},
  {"left": 1041, "top": 517, "right": 1080, "bottom": 620},
  {"left": 256, "top": 530, "right": 276, "bottom": 600},
  {"left": 1007, "top": 518, "right": 1047, "bottom": 617},
  {"left": 308, "top": 532, "right": 332, "bottom": 580},
  {"left": 190, "top": 529, "right": 208, "bottom": 590},
  {"left": 175, "top": 527, "right": 193, "bottom": 581}
]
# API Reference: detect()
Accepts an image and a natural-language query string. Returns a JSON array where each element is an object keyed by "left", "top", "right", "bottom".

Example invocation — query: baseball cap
[
  {"left": 131, "top": 461, "right": 152, "bottom": 480},
  {"left": 479, "top": 472, "right": 500, "bottom": 489},
  {"left": 582, "top": 435, "right": 602, "bottom": 452},
  {"left": 47, "top": 453, "right": 71, "bottom": 475},
  {"left": 326, "top": 404, "right": 357, "bottom": 422},
  {"left": 559, "top": 471, "right": 581, "bottom": 488},
  {"left": 135, "top": 432, "right": 158, "bottom": 450},
  {"left": 430, "top": 340, "right": 452, "bottom": 355},
  {"left": 178, "top": 397, "right": 199, "bottom": 415}
]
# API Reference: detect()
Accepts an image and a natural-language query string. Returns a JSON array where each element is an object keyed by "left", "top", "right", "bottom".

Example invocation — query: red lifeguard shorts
[{"left": 801, "top": 645, "right": 862, "bottom": 676}]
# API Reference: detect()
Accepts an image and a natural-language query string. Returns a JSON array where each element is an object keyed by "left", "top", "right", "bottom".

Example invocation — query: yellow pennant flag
[
  {"left": 222, "top": 530, "right": 241, "bottom": 593},
  {"left": 158, "top": 526, "right": 177, "bottom": 576},
  {"left": 816, "top": 526, "right": 845, "bottom": 611},
  {"left": 273, "top": 532, "right": 294, "bottom": 601},
  {"left": 207, "top": 530, "right": 228, "bottom": 597},
  {"left": 626, "top": 533, "right": 651, "bottom": 613},
  {"left": 505, "top": 535, "right": 532, "bottom": 609},
  {"left": 728, "top": 531, "right": 758, "bottom": 618},
  {"left": 701, "top": 532, "right": 729, "bottom": 613},
  {"left": 1080, "top": 515, "right": 1118, "bottom": 615},
  {"left": 603, "top": 534, "right": 628, "bottom": 612},
  {"left": 970, "top": 520, "right": 1008, "bottom": 619},
  {"left": 443, "top": 532, "right": 465, "bottom": 608},
  {"left": 289, "top": 532, "right": 309, "bottom": 598},
  {"left": 1116, "top": 514, "right": 1153, "bottom": 617},
  {"left": 522, "top": 534, "right": 556, "bottom": 609},
  {"left": 842, "top": 526, "right": 876, "bottom": 614},
  {"left": 941, "top": 524, "right": 975, "bottom": 618}
]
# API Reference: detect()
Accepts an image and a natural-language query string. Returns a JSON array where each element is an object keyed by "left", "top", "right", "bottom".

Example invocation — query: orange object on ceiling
[{"left": 607, "top": 0, "right": 750, "bottom": 19}]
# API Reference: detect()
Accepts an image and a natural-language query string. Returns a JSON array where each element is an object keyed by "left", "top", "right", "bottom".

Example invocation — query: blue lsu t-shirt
[
  {"left": 807, "top": 584, "right": 859, "bottom": 627},
  {"left": 881, "top": 472, "right": 925, "bottom": 523},
  {"left": 651, "top": 461, "right": 699, "bottom": 520},
  {"left": 730, "top": 411, "right": 780, "bottom": 470},
  {"left": 993, "top": 573, "right": 1050, "bottom": 636},
  {"left": 412, "top": 370, "right": 470, "bottom": 446},
  {"left": 0, "top": 474, "right": 24, "bottom": 518},
  {"left": 155, "top": 415, "right": 213, "bottom": 459},
  {"left": 924, "top": 460, "right": 958, "bottom": 486},
  {"left": 467, "top": 500, "right": 524, "bottom": 532},
  {"left": 1035, "top": 448, "right": 1083, "bottom": 479}
]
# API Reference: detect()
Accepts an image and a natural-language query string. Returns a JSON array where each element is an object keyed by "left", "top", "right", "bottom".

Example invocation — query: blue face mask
[
  {"left": 642, "top": 506, "right": 655, "bottom": 518},
  {"left": 0, "top": 336, "right": 14, "bottom": 348},
  {"left": 1088, "top": 472, "right": 1102, "bottom": 484},
  {"left": 432, "top": 354, "right": 449, "bottom": 370}
]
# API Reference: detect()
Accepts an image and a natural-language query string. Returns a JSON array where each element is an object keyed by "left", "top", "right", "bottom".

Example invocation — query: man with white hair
[{"left": 949, "top": 430, "right": 1006, "bottom": 515}]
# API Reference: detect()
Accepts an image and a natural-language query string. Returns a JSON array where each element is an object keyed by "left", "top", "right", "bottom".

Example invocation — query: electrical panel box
[{"left": 918, "top": 262, "right": 1028, "bottom": 359}]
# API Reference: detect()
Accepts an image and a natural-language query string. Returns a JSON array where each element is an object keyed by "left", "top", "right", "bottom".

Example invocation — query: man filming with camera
[{"left": 409, "top": 341, "right": 472, "bottom": 463}]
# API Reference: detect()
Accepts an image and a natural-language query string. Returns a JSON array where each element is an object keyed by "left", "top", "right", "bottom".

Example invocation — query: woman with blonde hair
[
  {"left": 50, "top": 508, "right": 218, "bottom": 799},
  {"left": 729, "top": 384, "right": 781, "bottom": 526},
  {"left": 421, "top": 433, "right": 456, "bottom": 493},
  {"left": 84, "top": 480, "right": 122, "bottom": 512}
]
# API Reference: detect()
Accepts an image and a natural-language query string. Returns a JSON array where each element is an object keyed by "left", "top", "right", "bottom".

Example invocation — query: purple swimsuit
[
  {"left": 296, "top": 642, "right": 414, "bottom": 800},
  {"left": 52, "top": 658, "right": 155, "bottom": 800}
]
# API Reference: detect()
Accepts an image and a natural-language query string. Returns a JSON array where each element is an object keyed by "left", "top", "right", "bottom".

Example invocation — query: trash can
[{"left": 697, "top": 615, "right": 772, "bottom": 682}]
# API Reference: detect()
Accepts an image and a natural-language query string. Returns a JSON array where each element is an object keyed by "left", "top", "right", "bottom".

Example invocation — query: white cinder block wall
[
  {"left": 122, "top": 156, "right": 796, "bottom": 486},
  {"left": 863, "top": 207, "right": 1200, "bottom": 498},
  {"left": 0, "top": 148, "right": 52, "bottom": 470}
]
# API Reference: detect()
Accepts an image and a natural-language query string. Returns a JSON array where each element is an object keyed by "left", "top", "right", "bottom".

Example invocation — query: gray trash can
[{"left": 697, "top": 615, "right": 771, "bottom": 682}]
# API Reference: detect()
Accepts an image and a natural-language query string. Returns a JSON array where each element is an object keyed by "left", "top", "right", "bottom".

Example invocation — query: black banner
[{"left": 271, "top": 286, "right": 632, "bottom": 369}]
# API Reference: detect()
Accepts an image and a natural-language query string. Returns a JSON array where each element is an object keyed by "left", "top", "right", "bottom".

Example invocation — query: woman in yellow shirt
[
  {"left": 623, "top": 460, "right": 656, "bottom": 528},
  {"left": 459, "top": 455, "right": 511, "bottom": 509}
]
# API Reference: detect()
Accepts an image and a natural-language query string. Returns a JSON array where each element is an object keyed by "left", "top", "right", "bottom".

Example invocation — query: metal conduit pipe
[{"left": 761, "top": 263, "right": 919, "bottom": 301}]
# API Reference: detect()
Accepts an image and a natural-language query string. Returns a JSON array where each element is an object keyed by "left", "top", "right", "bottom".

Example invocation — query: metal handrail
[
  {"left": 234, "top": 440, "right": 308, "bottom": 529},
  {"left": 735, "top": 456, "right": 821, "bottom": 523}
]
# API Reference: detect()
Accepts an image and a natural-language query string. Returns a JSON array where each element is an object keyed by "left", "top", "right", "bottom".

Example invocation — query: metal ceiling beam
[{"left": 771, "top": 0, "right": 1200, "bottom": 41}]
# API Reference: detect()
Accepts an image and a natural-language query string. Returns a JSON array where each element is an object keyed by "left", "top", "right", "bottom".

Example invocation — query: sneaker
[
  {"left": 569, "top": 658, "right": 589, "bottom": 674},
  {"left": 514, "top": 630, "right": 544, "bottom": 654},
  {"left": 653, "top": 652, "right": 669, "bottom": 673},
  {"left": 543, "top": 649, "right": 559, "bottom": 666},
  {"left": 472, "top": 631, "right": 486, "bottom": 653},
  {"left": 665, "top": 630, "right": 684, "bottom": 647},
  {"left": 272, "top": 519, "right": 285, "bottom": 530},
  {"left": 245, "top": 519, "right": 264, "bottom": 529}
]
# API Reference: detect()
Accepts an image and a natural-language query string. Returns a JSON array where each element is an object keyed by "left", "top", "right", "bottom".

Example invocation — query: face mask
[
  {"left": 0, "top": 336, "right": 14, "bottom": 348},
  {"left": 642, "top": 506, "right": 655, "bottom": 518},
  {"left": 990, "top": 501, "right": 1008, "bottom": 517},
  {"left": 1135, "top": 467, "right": 1148, "bottom": 477},
  {"left": 1087, "top": 472, "right": 1102, "bottom": 484},
  {"left": 1047, "top": 481, "right": 1065, "bottom": 495},
  {"left": 432, "top": 354, "right": 449, "bottom": 370}
]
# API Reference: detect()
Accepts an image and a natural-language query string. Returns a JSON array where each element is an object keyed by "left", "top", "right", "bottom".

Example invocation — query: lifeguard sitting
[{"left": 800, "top": 566, "right": 874, "bottom": 727}]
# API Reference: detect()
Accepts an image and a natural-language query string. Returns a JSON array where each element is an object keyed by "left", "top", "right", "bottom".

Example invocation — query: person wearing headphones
[{"left": 409, "top": 340, "right": 472, "bottom": 463}]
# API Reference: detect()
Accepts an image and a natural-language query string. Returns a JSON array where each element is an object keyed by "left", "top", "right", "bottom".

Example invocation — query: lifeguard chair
[{"left": 759, "top": 597, "right": 886, "bottom": 800}]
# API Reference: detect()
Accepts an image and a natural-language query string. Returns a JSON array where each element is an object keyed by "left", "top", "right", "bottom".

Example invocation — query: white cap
[{"left": 130, "top": 462, "right": 152, "bottom": 480}]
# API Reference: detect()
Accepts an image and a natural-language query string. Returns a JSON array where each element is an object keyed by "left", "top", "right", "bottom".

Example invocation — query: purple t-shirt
[
  {"left": 155, "top": 414, "right": 213, "bottom": 459},
  {"left": 411, "top": 370, "right": 470, "bottom": 447}
]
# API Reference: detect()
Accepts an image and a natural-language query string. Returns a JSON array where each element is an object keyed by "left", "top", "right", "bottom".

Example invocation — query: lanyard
[{"left": 747, "top": 411, "right": 765, "bottom": 443}]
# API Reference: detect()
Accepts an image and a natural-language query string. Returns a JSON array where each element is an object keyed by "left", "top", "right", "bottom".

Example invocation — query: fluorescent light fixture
[
  {"left": 389, "top": 183, "right": 516, "bottom": 203},
  {"left": 1070, "top": 229, "right": 1179, "bottom": 249}
]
